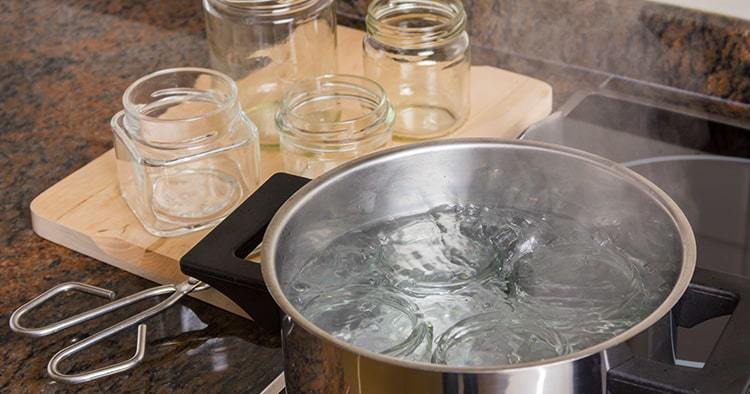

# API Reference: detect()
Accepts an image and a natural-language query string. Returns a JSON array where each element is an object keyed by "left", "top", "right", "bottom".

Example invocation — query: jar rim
[
  {"left": 205, "top": 0, "right": 334, "bottom": 19},
  {"left": 366, "top": 0, "right": 467, "bottom": 48},
  {"left": 122, "top": 67, "right": 238, "bottom": 125},
  {"left": 276, "top": 74, "right": 394, "bottom": 141}
]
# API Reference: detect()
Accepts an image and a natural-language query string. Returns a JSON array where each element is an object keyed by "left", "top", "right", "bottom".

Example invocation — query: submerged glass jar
[
  {"left": 111, "top": 68, "right": 261, "bottom": 237},
  {"left": 364, "top": 0, "right": 470, "bottom": 140},
  {"left": 204, "top": 0, "right": 338, "bottom": 146},
  {"left": 276, "top": 74, "right": 395, "bottom": 178}
]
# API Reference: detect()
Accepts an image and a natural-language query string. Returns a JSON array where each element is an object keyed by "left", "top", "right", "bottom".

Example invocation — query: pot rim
[{"left": 261, "top": 138, "right": 697, "bottom": 373}]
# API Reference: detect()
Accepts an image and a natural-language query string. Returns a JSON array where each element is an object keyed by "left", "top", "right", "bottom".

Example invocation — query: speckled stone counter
[
  {"left": 2, "top": 0, "right": 749, "bottom": 393},
  {"left": 0, "top": 1, "right": 283, "bottom": 392}
]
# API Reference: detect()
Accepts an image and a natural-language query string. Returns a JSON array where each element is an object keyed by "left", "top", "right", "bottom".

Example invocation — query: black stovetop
[{"left": 523, "top": 92, "right": 750, "bottom": 394}]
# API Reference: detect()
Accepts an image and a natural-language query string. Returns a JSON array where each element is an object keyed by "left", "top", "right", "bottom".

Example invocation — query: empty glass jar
[
  {"left": 204, "top": 0, "right": 338, "bottom": 146},
  {"left": 111, "top": 67, "right": 261, "bottom": 237},
  {"left": 364, "top": 0, "right": 470, "bottom": 140},
  {"left": 276, "top": 74, "right": 395, "bottom": 178}
]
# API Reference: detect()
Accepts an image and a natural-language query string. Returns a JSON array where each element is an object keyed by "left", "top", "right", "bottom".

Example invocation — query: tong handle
[
  {"left": 10, "top": 279, "right": 207, "bottom": 384},
  {"left": 48, "top": 324, "right": 148, "bottom": 384},
  {"left": 10, "top": 282, "right": 117, "bottom": 337},
  {"left": 46, "top": 279, "right": 205, "bottom": 384}
]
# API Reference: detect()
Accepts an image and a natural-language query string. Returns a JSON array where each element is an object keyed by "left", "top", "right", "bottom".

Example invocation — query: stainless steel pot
[{"left": 181, "top": 139, "right": 696, "bottom": 393}]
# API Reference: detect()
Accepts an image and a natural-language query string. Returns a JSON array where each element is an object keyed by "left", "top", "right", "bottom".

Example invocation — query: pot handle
[
  {"left": 606, "top": 267, "right": 749, "bottom": 393},
  {"left": 180, "top": 173, "right": 310, "bottom": 333}
]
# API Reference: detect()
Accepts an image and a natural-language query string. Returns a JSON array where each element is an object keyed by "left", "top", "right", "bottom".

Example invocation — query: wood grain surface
[{"left": 30, "top": 26, "right": 552, "bottom": 318}]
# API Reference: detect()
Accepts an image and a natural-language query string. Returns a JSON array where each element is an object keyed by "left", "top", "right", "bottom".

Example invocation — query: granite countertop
[
  {"left": 0, "top": 1, "right": 283, "bottom": 392},
  {"left": 1, "top": 0, "right": 749, "bottom": 393}
]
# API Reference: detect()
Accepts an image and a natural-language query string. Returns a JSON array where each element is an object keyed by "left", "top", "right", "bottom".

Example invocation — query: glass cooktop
[
  {"left": 522, "top": 92, "right": 750, "bottom": 368},
  {"left": 523, "top": 92, "right": 750, "bottom": 278}
]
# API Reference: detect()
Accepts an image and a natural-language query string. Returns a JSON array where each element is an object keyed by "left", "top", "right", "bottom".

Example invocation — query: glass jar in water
[
  {"left": 276, "top": 74, "right": 395, "bottom": 178},
  {"left": 111, "top": 68, "right": 261, "bottom": 237},
  {"left": 203, "top": 0, "right": 338, "bottom": 146},
  {"left": 364, "top": 0, "right": 470, "bottom": 140}
]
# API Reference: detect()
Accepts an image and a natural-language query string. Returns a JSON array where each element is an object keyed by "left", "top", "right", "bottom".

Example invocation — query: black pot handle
[
  {"left": 606, "top": 267, "right": 750, "bottom": 394},
  {"left": 181, "top": 173, "right": 310, "bottom": 333}
]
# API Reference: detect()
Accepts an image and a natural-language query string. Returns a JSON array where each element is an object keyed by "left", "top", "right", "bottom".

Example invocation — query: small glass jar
[
  {"left": 363, "top": 0, "right": 471, "bottom": 140},
  {"left": 276, "top": 74, "right": 395, "bottom": 178},
  {"left": 111, "top": 68, "right": 261, "bottom": 237},
  {"left": 203, "top": 0, "right": 338, "bottom": 146}
]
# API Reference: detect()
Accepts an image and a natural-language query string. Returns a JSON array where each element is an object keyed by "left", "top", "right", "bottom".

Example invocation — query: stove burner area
[{"left": 524, "top": 92, "right": 750, "bottom": 393}]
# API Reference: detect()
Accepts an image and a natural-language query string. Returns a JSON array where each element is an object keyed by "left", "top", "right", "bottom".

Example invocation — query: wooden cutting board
[{"left": 30, "top": 26, "right": 552, "bottom": 318}]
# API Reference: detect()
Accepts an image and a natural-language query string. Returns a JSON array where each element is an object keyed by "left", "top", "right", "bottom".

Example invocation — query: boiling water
[{"left": 286, "top": 204, "right": 671, "bottom": 366}]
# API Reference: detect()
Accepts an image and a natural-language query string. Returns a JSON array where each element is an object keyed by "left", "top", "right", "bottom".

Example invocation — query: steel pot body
[
  {"left": 182, "top": 139, "right": 695, "bottom": 393},
  {"left": 282, "top": 314, "right": 612, "bottom": 393}
]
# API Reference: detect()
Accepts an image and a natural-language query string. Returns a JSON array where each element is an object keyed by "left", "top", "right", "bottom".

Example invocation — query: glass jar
[
  {"left": 363, "top": 0, "right": 470, "bottom": 140},
  {"left": 111, "top": 68, "right": 261, "bottom": 237},
  {"left": 276, "top": 74, "right": 395, "bottom": 178},
  {"left": 203, "top": 0, "right": 338, "bottom": 146}
]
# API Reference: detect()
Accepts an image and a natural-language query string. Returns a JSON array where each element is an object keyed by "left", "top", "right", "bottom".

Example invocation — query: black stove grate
[{"left": 608, "top": 267, "right": 750, "bottom": 393}]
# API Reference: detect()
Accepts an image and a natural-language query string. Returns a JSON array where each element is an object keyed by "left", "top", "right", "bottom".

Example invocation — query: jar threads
[
  {"left": 276, "top": 74, "right": 395, "bottom": 177},
  {"left": 364, "top": 0, "right": 471, "bottom": 140},
  {"left": 112, "top": 67, "right": 261, "bottom": 237}
]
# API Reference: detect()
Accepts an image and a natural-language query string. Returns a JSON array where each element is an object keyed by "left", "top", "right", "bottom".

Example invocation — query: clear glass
[
  {"left": 276, "top": 74, "right": 395, "bottom": 178},
  {"left": 364, "top": 0, "right": 470, "bottom": 140},
  {"left": 204, "top": 0, "right": 338, "bottom": 146},
  {"left": 111, "top": 67, "right": 261, "bottom": 237}
]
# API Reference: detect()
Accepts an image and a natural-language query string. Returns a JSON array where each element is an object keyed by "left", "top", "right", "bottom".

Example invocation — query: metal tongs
[{"left": 9, "top": 277, "right": 210, "bottom": 384}]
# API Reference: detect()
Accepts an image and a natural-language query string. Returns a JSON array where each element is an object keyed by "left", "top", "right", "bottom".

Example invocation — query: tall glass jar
[
  {"left": 363, "top": 0, "right": 470, "bottom": 140},
  {"left": 204, "top": 0, "right": 338, "bottom": 146},
  {"left": 111, "top": 68, "right": 261, "bottom": 237},
  {"left": 276, "top": 74, "right": 395, "bottom": 178}
]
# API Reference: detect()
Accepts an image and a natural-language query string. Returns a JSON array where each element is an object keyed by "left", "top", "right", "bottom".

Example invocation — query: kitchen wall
[{"left": 339, "top": 0, "right": 750, "bottom": 112}]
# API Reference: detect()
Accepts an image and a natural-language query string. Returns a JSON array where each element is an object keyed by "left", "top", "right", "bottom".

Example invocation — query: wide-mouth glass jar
[
  {"left": 111, "top": 67, "right": 261, "bottom": 237},
  {"left": 364, "top": 0, "right": 470, "bottom": 140},
  {"left": 204, "top": 0, "right": 338, "bottom": 146},
  {"left": 276, "top": 74, "right": 395, "bottom": 178}
]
